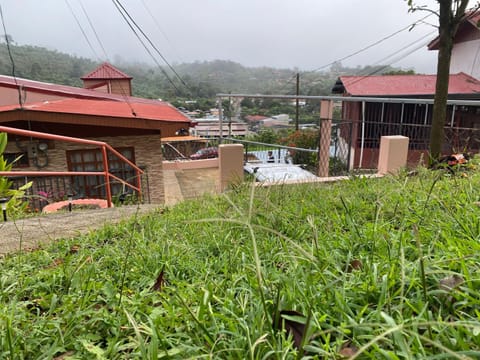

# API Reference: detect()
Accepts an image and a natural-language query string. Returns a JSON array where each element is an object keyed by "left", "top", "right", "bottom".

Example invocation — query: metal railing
[
  {"left": 0, "top": 126, "right": 146, "bottom": 208},
  {"left": 217, "top": 93, "right": 480, "bottom": 171},
  {"left": 222, "top": 127, "right": 352, "bottom": 176}
]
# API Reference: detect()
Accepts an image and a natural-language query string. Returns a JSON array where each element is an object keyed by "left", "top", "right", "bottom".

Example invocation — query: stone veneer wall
[{"left": 6, "top": 134, "right": 165, "bottom": 204}]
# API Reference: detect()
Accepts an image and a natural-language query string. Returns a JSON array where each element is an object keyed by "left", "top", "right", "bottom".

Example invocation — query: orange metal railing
[{"left": 0, "top": 126, "right": 145, "bottom": 208}]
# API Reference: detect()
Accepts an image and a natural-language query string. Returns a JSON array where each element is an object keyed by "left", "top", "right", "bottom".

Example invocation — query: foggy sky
[{"left": 1, "top": 0, "right": 443, "bottom": 73}]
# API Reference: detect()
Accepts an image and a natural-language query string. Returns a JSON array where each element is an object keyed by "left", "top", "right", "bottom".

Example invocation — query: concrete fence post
[
  {"left": 377, "top": 135, "right": 409, "bottom": 175},
  {"left": 219, "top": 144, "right": 244, "bottom": 191},
  {"left": 318, "top": 100, "right": 333, "bottom": 177}
]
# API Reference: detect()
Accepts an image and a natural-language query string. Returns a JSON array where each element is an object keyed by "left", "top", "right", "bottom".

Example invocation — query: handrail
[
  {"left": 0, "top": 125, "right": 145, "bottom": 207},
  {"left": 216, "top": 93, "right": 480, "bottom": 106}
]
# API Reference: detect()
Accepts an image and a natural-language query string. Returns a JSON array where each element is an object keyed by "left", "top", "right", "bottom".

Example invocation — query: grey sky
[{"left": 1, "top": 0, "right": 443, "bottom": 73}]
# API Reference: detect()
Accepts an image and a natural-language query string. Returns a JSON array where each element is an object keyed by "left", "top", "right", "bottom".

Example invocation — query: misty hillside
[{"left": 0, "top": 43, "right": 407, "bottom": 101}]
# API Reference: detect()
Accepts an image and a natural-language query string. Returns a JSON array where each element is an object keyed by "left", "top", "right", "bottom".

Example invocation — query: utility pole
[{"left": 295, "top": 73, "right": 300, "bottom": 131}]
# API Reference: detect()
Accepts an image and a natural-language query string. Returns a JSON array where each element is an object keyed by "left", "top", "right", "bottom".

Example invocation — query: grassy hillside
[
  {"left": 1, "top": 167, "right": 480, "bottom": 358},
  {"left": 0, "top": 44, "right": 96, "bottom": 87}
]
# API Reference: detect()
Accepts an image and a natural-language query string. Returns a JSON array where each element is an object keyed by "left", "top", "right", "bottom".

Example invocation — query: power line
[
  {"left": 113, "top": 0, "right": 191, "bottom": 93},
  {"left": 64, "top": 0, "right": 101, "bottom": 61},
  {"left": 278, "top": 13, "right": 436, "bottom": 95},
  {"left": 342, "top": 31, "right": 437, "bottom": 89},
  {"left": 368, "top": 31, "right": 435, "bottom": 69},
  {"left": 66, "top": 0, "right": 137, "bottom": 116},
  {"left": 140, "top": 0, "right": 184, "bottom": 64},
  {"left": 308, "top": 12, "right": 434, "bottom": 73},
  {"left": 110, "top": 0, "right": 182, "bottom": 94},
  {"left": 77, "top": 0, "right": 109, "bottom": 61},
  {"left": 0, "top": 5, "right": 22, "bottom": 108},
  {"left": 278, "top": 72, "right": 300, "bottom": 94}
]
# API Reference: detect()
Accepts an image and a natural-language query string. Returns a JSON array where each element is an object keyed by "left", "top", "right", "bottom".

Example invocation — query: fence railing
[
  {"left": 223, "top": 125, "right": 352, "bottom": 176},
  {"left": 0, "top": 126, "right": 147, "bottom": 209},
  {"left": 8, "top": 171, "right": 151, "bottom": 212},
  {"left": 217, "top": 93, "right": 480, "bottom": 171}
]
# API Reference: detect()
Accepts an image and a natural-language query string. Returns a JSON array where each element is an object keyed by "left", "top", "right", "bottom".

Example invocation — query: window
[
  {"left": 4, "top": 152, "right": 29, "bottom": 167},
  {"left": 66, "top": 147, "right": 136, "bottom": 198}
]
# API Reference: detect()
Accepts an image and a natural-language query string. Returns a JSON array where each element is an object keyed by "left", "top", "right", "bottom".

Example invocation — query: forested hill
[{"left": 0, "top": 43, "right": 410, "bottom": 101}]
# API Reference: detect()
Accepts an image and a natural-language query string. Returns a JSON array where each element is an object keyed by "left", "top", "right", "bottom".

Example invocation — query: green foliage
[
  {"left": 0, "top": 133, "right": 32, "bottom": 215},
  {"left": 0, "top": 43, "right": 408, "bottom": 105},
  {"left": 383, "top": 69, "right": 416, "bottom": 75},
  {"left": 280, "top": 130, "right": 319, "bottom": 167},
  {"left": 251, "top": 128, "right": 280, "bottom": 144},
  {"left": 2, "top": 168, "right": 480, "bottom": 357},
  {"left": 0, "top": 44, "right": 95, "bottom": 87}
]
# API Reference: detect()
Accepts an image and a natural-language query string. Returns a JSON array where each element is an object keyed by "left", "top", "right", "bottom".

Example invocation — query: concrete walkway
[
  {"left": 0, "top": 205, "right": 161, "bottom": 255},
  {"left": 1, "top": 168, "right": 220, "bottom": 255}
]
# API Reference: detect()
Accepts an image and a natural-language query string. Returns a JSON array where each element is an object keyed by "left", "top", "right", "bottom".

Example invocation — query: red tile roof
[
  {"left": 81, "top": 62, "right": 132, "bottom": 80},
  {"left": 245, "top": 115, "right": 269, "bottom": 122},
  {"left": 338, "top": 73, "right": 480, "bottom": 96},
  {"left": 0, "top": 74, "right": 163, "bottom": 104},
  {"left": 0, "top": 98, "right": 191, "bottom": 123}
]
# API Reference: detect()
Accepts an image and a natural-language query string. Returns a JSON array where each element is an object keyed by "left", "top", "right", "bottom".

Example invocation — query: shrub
[{"left": 0, "top": 133, "right": 32, "bottom": 216}]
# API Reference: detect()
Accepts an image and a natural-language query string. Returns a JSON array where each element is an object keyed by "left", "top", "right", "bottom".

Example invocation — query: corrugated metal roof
[
  {"left": 81, "top": 62, "right": 132, "bottom": 80},
  {"left": 0, "top": 98, "right": 191, "bottom": 123},
  {"left": 0, "top": 74, "right": 160, "bottom": 104},
  {"left": 338, "top": 72, "right": 480, "bottom": 96}
]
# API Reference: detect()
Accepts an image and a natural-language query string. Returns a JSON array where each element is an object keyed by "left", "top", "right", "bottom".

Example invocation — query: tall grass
[{"left": 1, "top": 166, "right": 480, "bottom": 358}]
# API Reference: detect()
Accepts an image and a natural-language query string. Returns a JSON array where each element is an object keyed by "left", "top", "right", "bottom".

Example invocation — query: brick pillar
[
  {"left": 318, "top": 100, "right": 333, "bottom": 177},
  {"left": 377, "top": 135, "right": 409, "bottom": 175},
  {"left": 219, "top": 144, "right": 244, "bottom": 191}
]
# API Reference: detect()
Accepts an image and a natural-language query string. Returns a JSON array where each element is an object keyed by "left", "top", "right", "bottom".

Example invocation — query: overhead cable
[
  {"left": 111, "top": 0, "right": 183, "bottom": 94},
  {"left": 309, "top": 12, "right": 434, "bottom": 73},
  {"left": 113, "top": 0, "right": 190, "bottom": 93},
  {"left": 74, "top": 1, "right": 132, "bottom": 101},
  {"left": 64, "top": 0, "right": 101, "bottom": 61},
  {"left": 342, "top": 31, "right": 437, "bottom": 89},
  {"left": 368, "top": 31, "right": 436, "bottom": 68},
  {"left": 0, "top": 4, "right": 22, "bottom": 108},
  {"left": 77, "top": 0, "right": 109, "bottom": 61},
  {"left": 140, "top": 0, "right": 184, "bottom": 64}
]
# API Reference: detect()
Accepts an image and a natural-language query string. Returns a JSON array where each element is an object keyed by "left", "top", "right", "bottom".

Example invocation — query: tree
[{"left": 408, "top": 0, "right": 471, "bottom": 162}]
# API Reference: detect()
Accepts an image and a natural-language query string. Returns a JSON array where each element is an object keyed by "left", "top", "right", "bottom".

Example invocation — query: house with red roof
[
  {"left": 0, "top": 62, "right": 192, "bottom": 204},
  {"left": 81, "top": 62, "right": 133, "bottom": 95},
  {"left": 331, "top": 8, "right": 480, "bottom": 168},
  {"left": 332, "top": 72, "right": 480, "bottom": 168}
]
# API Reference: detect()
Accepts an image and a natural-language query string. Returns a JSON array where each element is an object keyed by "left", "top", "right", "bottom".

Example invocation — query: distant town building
[{"left": 191, "top": 117, "right": 248, "bottom": 137}]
